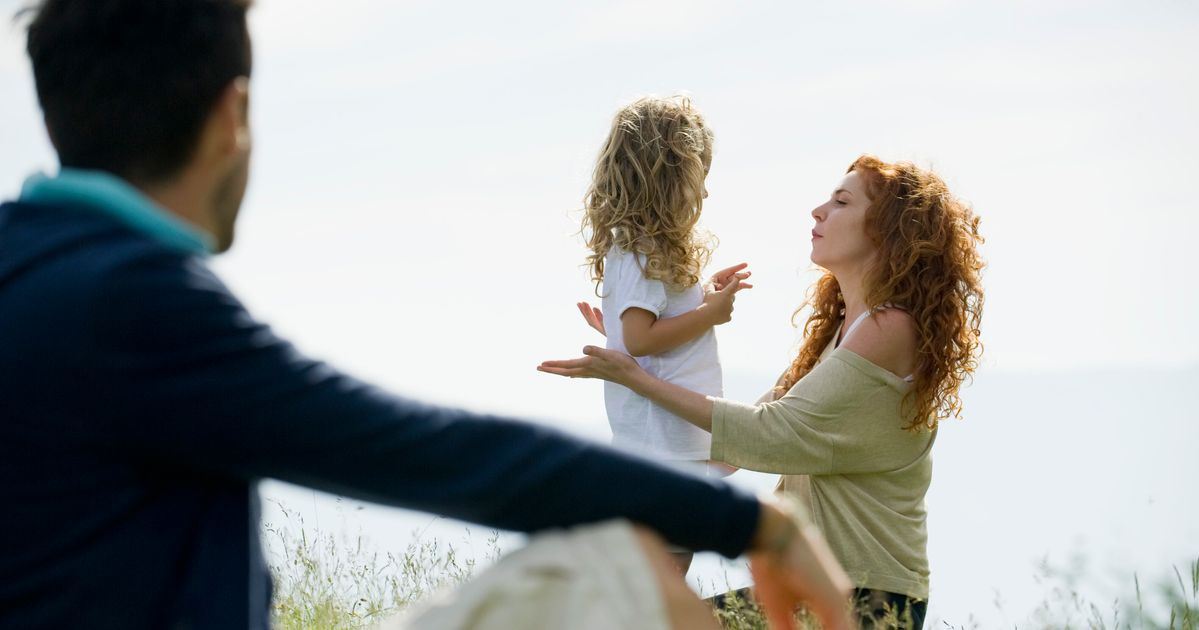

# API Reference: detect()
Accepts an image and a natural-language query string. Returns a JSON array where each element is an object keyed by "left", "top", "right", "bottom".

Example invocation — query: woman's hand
[
  {"left": 576, "top": 302, "right": 606, "bottom": 337},
  {"left": 542, "top": 346, "right": 716, "bottom": 431},
  {"left": 537, "top": 345, "right": 641, "bottom": 387},
  {"left": 749, "top": 501, "right": 854, "bottom": 630}
]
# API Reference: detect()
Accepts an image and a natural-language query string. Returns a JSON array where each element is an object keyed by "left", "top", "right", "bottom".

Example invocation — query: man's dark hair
[{"left": 24, "top": 0, "right": 253, "bottom": 183}]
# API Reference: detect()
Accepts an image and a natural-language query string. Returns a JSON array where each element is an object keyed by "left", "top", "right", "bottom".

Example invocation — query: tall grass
[
  {"left": 263, "top": 501, "right": 499, "bottom": 630},
  {"left": 1022, "top": 555, "right": 1199, "bottom": 630},
  {"left": 263, "top": 500, "right": 1197, "bottom": 629}
]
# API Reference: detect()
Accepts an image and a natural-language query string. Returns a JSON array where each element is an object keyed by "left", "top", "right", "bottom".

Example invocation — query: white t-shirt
[{"left": 600, "top": 245, "right": 721, "bottom": 460}]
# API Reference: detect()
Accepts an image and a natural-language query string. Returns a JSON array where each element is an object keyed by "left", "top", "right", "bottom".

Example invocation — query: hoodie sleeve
[{"left": 85, "top": 251, "right": 759, "bottom": 558}]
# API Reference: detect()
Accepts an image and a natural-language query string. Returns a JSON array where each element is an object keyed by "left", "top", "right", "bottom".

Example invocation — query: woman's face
[{"left": 810, "top": 170, "right": 875, "bottom": 271}]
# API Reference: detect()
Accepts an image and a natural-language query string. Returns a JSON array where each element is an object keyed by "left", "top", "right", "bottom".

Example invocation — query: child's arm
[{"left": 623, "top": 276, "right": 748, "bottom": 357}]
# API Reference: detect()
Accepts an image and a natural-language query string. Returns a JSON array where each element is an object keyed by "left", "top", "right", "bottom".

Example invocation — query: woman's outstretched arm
[
  {"left": 540, "top": 311, "right": 925, "bottom": 476},
  {"left": 538, "top": 345, "right": 716, "bottom": 430}
]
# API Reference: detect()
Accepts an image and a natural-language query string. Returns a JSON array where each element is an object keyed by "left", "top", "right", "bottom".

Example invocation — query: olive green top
[{"left": 710, "top": 336, "right": 935, "bottom": 599}]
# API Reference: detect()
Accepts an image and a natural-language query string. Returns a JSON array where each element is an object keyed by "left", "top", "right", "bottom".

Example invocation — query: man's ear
[
  {"left": 213, "top": 76, "right": 251, "bottom": 155},
  {"left": 43, "top": 114, "right": 61, "bottom": 155}
]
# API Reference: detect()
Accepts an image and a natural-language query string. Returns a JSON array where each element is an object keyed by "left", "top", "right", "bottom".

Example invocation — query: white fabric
[
  {"left": 600, "top": 245, "right": 720, "bottom": 460},
  {"left": 840, "top": 309, "right": 874, "bottom": 344},
  {"left": 379, "top": 520, "right": 670, "bottom": 630}
]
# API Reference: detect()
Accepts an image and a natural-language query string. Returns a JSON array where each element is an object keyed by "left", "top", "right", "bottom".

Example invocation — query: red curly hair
[{"left": 777, "top": 155, "right": 985, "bottom": 430}]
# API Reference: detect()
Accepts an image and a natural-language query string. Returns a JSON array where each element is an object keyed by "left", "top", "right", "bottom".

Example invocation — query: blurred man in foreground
[{"left": 0, "top": 1, "right": 852, "bottom": 628}]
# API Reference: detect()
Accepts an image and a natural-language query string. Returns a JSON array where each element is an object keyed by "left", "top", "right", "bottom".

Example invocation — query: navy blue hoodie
[{"left": 0, "top": 198, "right": 759, "bottom": 629}]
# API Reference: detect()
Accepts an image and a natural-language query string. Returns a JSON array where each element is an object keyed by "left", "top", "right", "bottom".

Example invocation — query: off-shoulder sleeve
[{"left": 710, "top": 350, "right": 918, "bottom": 475}]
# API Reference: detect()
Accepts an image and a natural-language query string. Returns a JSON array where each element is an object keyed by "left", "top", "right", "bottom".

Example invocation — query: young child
[{"left": 576, "top": 97, "right": 750, "bottom": 570}]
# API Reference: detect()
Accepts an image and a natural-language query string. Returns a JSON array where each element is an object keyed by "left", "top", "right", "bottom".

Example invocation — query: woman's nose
[{"left": 811, "top": 204, "right": 826, "bottom": 220}]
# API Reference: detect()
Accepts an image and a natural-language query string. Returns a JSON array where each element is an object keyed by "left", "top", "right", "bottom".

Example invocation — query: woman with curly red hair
[{"left": 541, "top": 155, "right": 984, "bottom": 628}]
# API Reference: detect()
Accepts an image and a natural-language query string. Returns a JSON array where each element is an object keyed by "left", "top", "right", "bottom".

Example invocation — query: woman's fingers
[
  {"left": 582, "top": 345, "right": 627, "bottom": 363},
  {"left": 539, "top": 347, "right": 639, "bottom": 385},
  {"left": 538, "top": 357, "right": 591, "bottom": 369},
  {"left": 537, "top": 353, "right": 604, "bottom": 379},
  {"left": 536, "top": 365, "right": 588, "bottom": 377}
]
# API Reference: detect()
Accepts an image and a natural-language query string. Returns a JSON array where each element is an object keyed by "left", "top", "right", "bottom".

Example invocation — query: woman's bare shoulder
[{"left": 841, "top": 308, "right": 917, "bottom": 378}]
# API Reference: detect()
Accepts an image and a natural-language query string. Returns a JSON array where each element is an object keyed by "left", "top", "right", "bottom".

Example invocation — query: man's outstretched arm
[{"left": 87, "top": 251, "right": 755, "bottom": 556}]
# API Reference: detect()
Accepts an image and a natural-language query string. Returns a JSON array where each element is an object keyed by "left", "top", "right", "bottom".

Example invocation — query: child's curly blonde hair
[{"left": 582, "top": 96, "right": 715, "bottom": 292}]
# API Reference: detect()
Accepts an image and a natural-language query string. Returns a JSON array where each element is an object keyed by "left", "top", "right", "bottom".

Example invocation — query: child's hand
[
  {"left": 709, "top": 262, "right": 754, "bottom": 291},
  {"left": 576, "top": 302, "right": 606, "bottom": 337},
  {"left": 701, "top": 275, "right": 749, "bottom": 325}
]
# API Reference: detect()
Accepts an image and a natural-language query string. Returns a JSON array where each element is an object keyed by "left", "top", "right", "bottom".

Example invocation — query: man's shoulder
[
  {"left": 0, "top": 201, "right": 245, "bottom": 374},
  {"left": 0, "top": 200, "right": 200, "bottom": 292}
]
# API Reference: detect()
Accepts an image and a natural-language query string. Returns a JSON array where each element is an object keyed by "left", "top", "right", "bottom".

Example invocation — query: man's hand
[
  {"left": 749, "top": 500, "right": 854, "bottom": 630},
  {"left": 576, "top": 302, "right": 606, "bottom": 337}
]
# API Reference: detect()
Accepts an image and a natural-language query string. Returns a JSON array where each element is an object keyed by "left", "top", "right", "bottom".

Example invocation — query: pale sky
[
  {"left": 3, "top": 0, "right": 1197, "bottom": 387},
  {"left": 1, "top": 0, "right": 1196, "bottom": 625}
]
